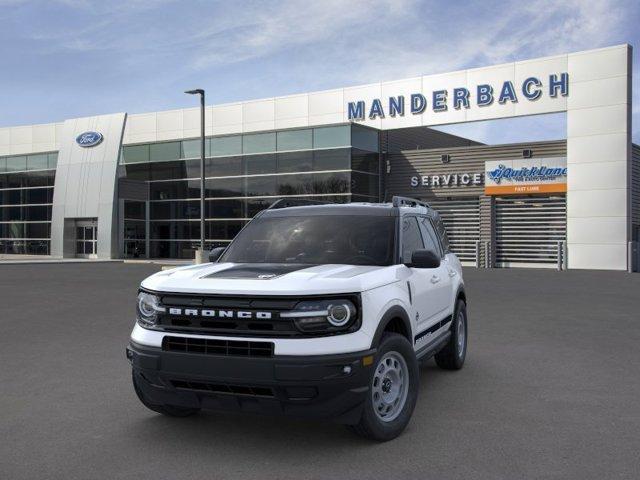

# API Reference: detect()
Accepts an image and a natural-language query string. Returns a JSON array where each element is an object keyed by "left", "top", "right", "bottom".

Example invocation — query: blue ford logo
[{"left": 76, "top": 131, "right": 103, "bottom": 147}]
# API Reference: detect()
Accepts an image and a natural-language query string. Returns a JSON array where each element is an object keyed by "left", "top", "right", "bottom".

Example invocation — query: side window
[
  {"left": 401, "top": 217, "right": 424, "bottom": 263},
  {"left": 419, "top": 217, "right": 442, "bottom": 257},
  {"left": 432, "top": 214, "right": 450, "bottom": 253}
]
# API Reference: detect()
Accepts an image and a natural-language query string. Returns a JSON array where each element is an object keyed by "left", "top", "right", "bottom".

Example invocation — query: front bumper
[{"left": 127, "top": 341, "right": 376, "bottom": 424}]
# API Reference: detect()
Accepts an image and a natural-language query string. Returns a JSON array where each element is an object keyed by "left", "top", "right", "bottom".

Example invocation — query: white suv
[{"left": 127, "top": 196, "right": 467, "bottom": 441}]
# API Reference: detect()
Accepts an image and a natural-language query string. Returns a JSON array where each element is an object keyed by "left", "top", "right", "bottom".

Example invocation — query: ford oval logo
[{"left": 76, "top": 131, "right": 103, "bottom": 148}]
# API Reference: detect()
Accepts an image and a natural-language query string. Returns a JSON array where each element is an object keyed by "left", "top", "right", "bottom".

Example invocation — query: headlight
[
  {"left": 281, "top": 298, "right": 358, "bottom": 334},
  {"left": 136, "top": 292, "right": 165, "bottom": 328}
]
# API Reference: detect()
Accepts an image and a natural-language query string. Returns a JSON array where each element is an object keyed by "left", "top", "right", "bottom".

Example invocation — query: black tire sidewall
[
  {"left": 360, "top": 333, "right": 419, "bottom": 441},
  {"left": 453, "top": 300, "right": 468, "bottom": 367}
]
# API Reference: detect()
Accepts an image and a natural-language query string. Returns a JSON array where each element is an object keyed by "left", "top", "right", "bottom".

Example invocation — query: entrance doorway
[{"left": 76, "top": 220, "right": 98, "bottom": 258}]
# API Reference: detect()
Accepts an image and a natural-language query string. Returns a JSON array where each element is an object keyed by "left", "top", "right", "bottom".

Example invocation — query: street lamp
[{"left": 184, "top": 88, "right": 206, "bottom": 263}]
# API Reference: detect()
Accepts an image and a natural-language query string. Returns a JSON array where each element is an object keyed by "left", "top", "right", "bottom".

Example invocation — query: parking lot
[{"left": 1, "top": 263, "right": 639, "bottom": 480}]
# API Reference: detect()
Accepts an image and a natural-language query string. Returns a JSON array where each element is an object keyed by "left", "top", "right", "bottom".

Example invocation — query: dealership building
[{"left": 0, "top": 44, "right": 637, "bottom": 271}]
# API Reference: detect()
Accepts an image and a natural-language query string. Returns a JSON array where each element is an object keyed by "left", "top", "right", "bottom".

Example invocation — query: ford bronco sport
[{"left": 127, "top": 196, "right": 468, "bottom": 441}]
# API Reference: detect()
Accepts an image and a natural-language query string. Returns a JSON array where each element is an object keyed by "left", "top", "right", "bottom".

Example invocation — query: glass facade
[
  {"left": 0, "top": 152, "right": 57, "bottom": 255},
  {"left": 120, "top": 125, "right": 380, "bottom": 259}
]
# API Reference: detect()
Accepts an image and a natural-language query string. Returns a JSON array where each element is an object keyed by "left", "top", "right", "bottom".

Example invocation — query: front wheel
[{"left": 348, "top": 333, "right": 419, "bottom": 442}]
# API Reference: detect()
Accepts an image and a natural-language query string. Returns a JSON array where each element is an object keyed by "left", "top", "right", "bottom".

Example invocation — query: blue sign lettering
[
  {"left": 498, "top": 81, "right": 517, "bottom": 104},
  {"left": 347, "top": 72, "right": 569, "bottom": 121}
]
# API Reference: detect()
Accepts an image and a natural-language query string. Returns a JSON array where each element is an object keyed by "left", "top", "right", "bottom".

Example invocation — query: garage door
[
  {"left": 495, "top": 195, "right": 566, "bottom": 267},
  {"left": 429, "top": 198, "right": 480, "bottom": 263}
]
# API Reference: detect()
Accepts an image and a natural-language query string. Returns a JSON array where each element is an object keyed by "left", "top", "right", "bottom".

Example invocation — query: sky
[{"left": 0, "top": 0, "right": 638, "bottom": 144}]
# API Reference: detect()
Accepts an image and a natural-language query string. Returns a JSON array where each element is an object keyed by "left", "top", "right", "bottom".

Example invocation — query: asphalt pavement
[{"left": 1, "top": 263, "right": 639, "bottom": 480}]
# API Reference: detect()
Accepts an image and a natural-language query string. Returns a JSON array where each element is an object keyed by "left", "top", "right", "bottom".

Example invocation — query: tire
[
  {"left": 434, "top": 299, "right": 467, "bottom": 370},
  {"left": 348, "top": 332, "right": 419, "bottom": 442},
  {"left": 132, "top": 371, "right": 200, "bottom": 417}
]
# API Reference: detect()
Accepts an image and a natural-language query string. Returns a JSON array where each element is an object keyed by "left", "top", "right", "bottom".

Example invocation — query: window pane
[
  {"left": 124, "top": 201, "right": 146, "bottom": 220},
  {"left": 418, "top": 217, "right": 441, "bottom": 256},
  {"left": 277, "top": 129, "right": 312, "bottom": 151},
  {"left": 206, "top": 220, "right": 245, "bottom": 240},
  {"left": 351, "top": 171, "right": 379, "bottom": 197},
  {"left": 211, "top": 136, "right": 242, "bottom": 157},
  {"left": 277, "top": 151, "right": 313, "bottom": 173},
  {"left": 401, "top": 217, "right": 424, "bottom": 263},
  {"left": 181, "top": 138, "right": 211, "bottom": 159},
  {"left": 351, "top": 125, "right": 379, "bottom": 152},
  {"left": 122, "top": 145, "right": 150, "bottom": 163},
  {"left": 123, "top": 220, "right": 146, "bottom": 239},
  {"left": 27, "top": 154, "right": 49, "bottom": 170},
  {"left": 313, "top": 172, "right": 350, "bottom": 194},
  {"left": 206, "top": 156, "right": 243, "bottom": 177},
  {"left": 150, "top": 142, "right": 181, "bottom": 162},
  {"left": 25, "top": 223, "right": 51, "bottom": 238},
  {"left": 206, "top": 199, "right": 244, "bottom": 218},
  {"left": 123, "top": 163, "right": 150, "bottom": 181},
  {"left": 351, "top": 150, "right": 379, "bottom": 173},
  {"left": 245, "top": 175, "right": 277, "bottom": 196},
  {"left": 6, "top": 156, "right": 27, "bottom": 172},
  {"left": 150, "top": 180, "right": 199, "bottom": 200},
  {"left": 149, "top": 160, "right": 188, "bottom": 181},
  {"left": 0, "top": 158, "right": 6, "bottom": 173},
  {"left": 313, "top": 126, "right": 350, "bottom": 149},
  {"left": 205, "top": 177, "right": 244, "bottom": 197},
  {"left": 313, "top": 149, "right": 350, "bottom": 171},
  {"left": 150, "top": 201, "right": 200, "bottom": 220},
  {"left": 48, "top": 153, "right": 58, "bottom": 169},
  {"left": 276, "top": 174, "right": 314, "bottom": 196},
  {"left": 243, "top": 133, "right": 276, "bottom": 154},
  {"left": 245, "top": 154, "right": 276, "bottom": 175}
]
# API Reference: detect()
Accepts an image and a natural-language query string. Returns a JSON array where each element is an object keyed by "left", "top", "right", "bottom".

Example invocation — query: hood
[{"left": 141, "top": 262, "right": 402, "bottom": 295}]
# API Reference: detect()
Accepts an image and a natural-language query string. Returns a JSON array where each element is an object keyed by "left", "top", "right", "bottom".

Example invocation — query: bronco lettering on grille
[{"left": 168, "top": 308, "right": 272, "bottom": 319}]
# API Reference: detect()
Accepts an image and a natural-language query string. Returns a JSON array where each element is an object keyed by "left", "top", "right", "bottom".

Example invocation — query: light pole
[{"left": 185, "top": 88, "right": 206, "bottom": 263}]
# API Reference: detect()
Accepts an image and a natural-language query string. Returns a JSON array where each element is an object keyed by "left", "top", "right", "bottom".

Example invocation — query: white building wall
[
  {"left": 50, "top": 113, "right": 127, "bottom": 259},
  {"left": 0, "top": 45, "right": 632, "bottom": 269}
]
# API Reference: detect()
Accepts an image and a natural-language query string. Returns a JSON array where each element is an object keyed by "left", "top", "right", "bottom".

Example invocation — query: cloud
[{"left": 1, "top": 0, "right": 637, "bottom": 141}]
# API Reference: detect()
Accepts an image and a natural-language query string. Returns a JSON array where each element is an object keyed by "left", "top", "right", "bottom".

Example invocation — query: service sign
[{"left": 484, "top": 157, "right": 567, "bottom": 195}]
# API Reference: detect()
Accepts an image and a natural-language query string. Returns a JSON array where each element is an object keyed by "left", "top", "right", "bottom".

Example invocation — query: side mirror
[
  {"left": 406, "top": 249, "right": 440, "bottom": 269},
  {"left": 208, "top": 246, "right": 226, "bottom": 263}
]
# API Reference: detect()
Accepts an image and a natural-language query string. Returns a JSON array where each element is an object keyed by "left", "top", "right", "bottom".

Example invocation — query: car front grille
[
  {"left": 170, "top": 379, "right": 275, "bottom": 398},
  {"left": 156, "top": 294, "right": 300, "bottom": 337},
  {"left": 162, "top": 336, "right": 274, "bottom": 357}
]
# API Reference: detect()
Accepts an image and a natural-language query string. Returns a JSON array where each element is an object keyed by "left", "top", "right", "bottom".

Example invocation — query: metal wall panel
[
  {"left": 386, "top": 139, "right": 567, "bottom": 267},
  {"left": 495, "top": 196, "right": 567, "bottom": 267}
]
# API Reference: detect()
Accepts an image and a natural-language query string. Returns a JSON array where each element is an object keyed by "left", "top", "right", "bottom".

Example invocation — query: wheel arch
[{"left": 371, "top": 305, "right": 413, "bottom": 348}]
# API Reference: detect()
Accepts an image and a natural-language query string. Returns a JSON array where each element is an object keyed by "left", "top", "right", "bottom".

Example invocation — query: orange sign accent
[{"left": 485, "top": 183, "right": 567, "bottom": 195}]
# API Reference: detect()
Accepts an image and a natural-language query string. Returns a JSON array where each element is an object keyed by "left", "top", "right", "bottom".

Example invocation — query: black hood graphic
[{"left": 205, "top": 263, "right": 315, "bottom": 280}]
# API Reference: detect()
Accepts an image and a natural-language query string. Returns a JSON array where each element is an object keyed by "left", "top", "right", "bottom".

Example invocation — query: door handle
[
  {"left": 448, "top": 269, "right": 457, "bottom": 277},
  {"left": 430, "top": 275, "right": 440, "bottom": 284}
]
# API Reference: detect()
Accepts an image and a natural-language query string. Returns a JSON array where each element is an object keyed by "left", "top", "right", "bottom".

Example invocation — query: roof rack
[
  {"left": 391, "top": 196, "right": 430, "bottom": 209},
  {"left": 267, "top": 198, "right": 334, "bottom": 210}
]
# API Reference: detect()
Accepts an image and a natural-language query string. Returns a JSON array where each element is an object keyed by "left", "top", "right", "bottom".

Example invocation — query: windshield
[{"left": 220, "top": 215, "right": 396, "bottom": 266}]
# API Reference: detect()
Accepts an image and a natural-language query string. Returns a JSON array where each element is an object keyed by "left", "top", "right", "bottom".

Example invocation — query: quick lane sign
[
  {"left": 484, "top": 157, "right": 567, "bottom": 195},
  {"left": 348, "top": 73, "right": 568, "bottom": 120}
]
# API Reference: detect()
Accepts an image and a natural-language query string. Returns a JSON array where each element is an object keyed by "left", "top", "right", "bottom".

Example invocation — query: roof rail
[
  {"left": 391, "top": 196, "right": 430, "bottom": 209},
  {"left": 267, "top": 198, "right": 334, "bottom": 210}
]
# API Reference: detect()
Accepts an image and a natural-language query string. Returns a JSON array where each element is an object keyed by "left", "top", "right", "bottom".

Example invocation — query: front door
[
  {"left": 76, "top": 220, "right": 98, "bottom": 258},
  {"left": 401, "top": 216, "right": 450, "bottom": 330}
]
